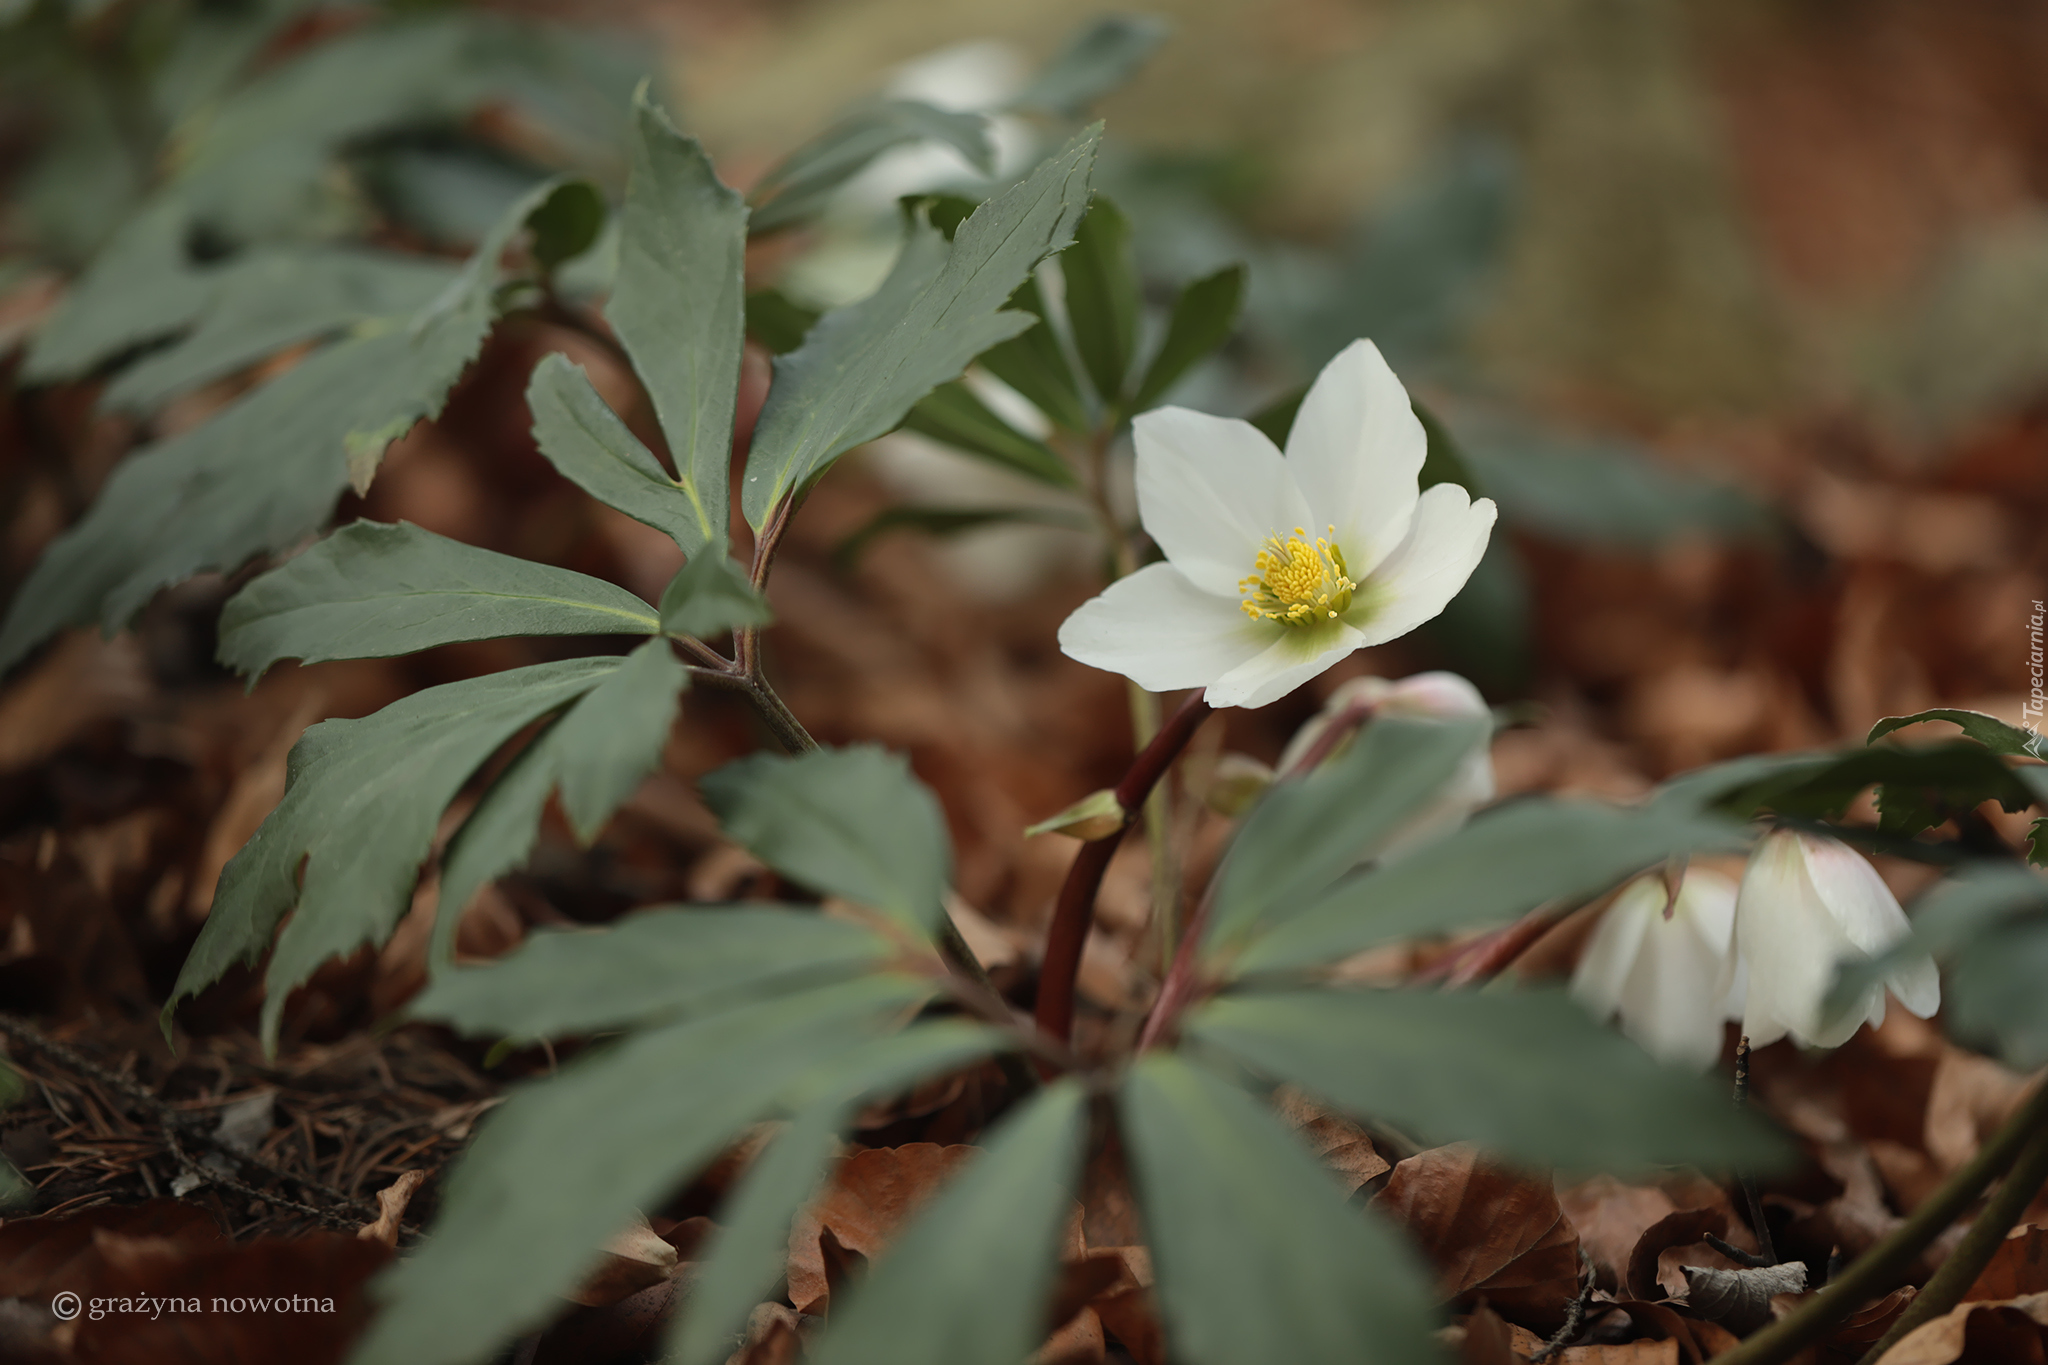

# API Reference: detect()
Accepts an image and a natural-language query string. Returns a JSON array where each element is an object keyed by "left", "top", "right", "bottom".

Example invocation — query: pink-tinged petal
[
  {"left": 1284, "top": 340, "right": 1426, "bottom": 573},
  {"left": 1203, "top": 619, "right": 1365, "bottom": 710},
  {"left": 1057, "top": 561, "right": 1272, "bottom": 692},
  {"left": 1134, "top": 407, "right": 1313, "bottom": 597},
  {"left": 1349, "top": 483, "right": 1497, "bottom": 647},
  {"left": 1798, "top": 834, "right": 1942, "bottom": 1019}
]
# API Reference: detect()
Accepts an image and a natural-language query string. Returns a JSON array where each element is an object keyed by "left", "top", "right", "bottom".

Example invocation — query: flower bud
[
  {"left": 1024, "top": 788, "right": 1126, "bottom": 841},
  {"left": 1204, "top": 753, "right": 1275, "bottom": 817}
]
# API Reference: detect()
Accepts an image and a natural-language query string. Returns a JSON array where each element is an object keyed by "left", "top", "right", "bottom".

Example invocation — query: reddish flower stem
[{"left": 1034, "top": 693, "right": 1211, "bottom": 1048}]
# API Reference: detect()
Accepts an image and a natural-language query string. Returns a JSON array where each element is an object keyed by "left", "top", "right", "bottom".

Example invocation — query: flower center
[{"left": 1239, "top": 526, "right": 1356, "bottom": 625}]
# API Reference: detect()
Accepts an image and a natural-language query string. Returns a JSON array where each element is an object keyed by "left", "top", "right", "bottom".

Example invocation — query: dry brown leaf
[
  {"left": 727, "top": 1302, "right": 804, "bottom": 1365},
  {"left": 786, "top": 1142, "right": 976, "bottom": 1314},
  {"left": 355, "top": 1169, "right": 425, "bottom": 1249},
  {"left": 1624, "top": 1207, "right": 1727, "bottom": 1301},
  {"left": 1872, "top": 1290, "right": 2048, "bottom": 1365},
  {"left": 1832, "top": 1285, "right": 1918, "bottom": 1357},
  {"left": 1276, "top": 1087, "right": 1391, "bottom": 1194},
  {"left": 567, "top": 1213, "right": 680, "bottom": 1308},
  {"left": 1967, "top": 1224, "right": 2048, "bottom": 1302},
  {"left": 1458, "top": 1304, "right": 1522, "bottom": 1363},
  {"left": 1373, "top": 1144, "right": 1584, "bottom": 1330},
  {"left": 1560, "top": 1178, "right": 1682, "bottom": 1294},
  {"left": 1681, "top": 1260, "right": 1807, "bottom": 1336},
  {"left": 1503, "top": 1320, "right": 1683, "bottom": 1363}
]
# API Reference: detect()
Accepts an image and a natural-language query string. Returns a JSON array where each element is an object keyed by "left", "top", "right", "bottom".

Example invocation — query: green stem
[
  {"left": 1856, "top": 1109, "right": 2048, "bottom": 1363},
  {"left": 1706, "top": 1076, "right": 2048, "bottom": 1365}
]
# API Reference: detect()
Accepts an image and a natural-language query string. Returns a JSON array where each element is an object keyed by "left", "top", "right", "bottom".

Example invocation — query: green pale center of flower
[{"left": 1239, "top": 526, "right": 1356, "bottom": 626}]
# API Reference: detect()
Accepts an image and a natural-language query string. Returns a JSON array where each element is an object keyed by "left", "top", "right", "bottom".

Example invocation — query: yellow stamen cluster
[{"left": 1240, "top": 526, "right": 1356, "bottom": 625}]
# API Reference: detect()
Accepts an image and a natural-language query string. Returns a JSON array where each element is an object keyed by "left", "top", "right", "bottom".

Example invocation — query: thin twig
[
  {"left": 1855, "top": 1118, "right": 2048, "bottom": 1363},
  {"left": 1733, "top": 1036, "right": 1778, "bottom": 1266},
  {"left": 1531, "top": 1250, "right": 1598, "bottom": 1363},
  {"left": 1705, "top": 1076, "right": 2048, "bottom": 1365}
]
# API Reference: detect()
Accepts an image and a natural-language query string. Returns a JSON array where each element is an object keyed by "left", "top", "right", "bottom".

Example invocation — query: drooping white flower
[
  {"left": 1725, "top": 829, "right": 1940, "bottom": 1049},
  {"left": 1572, "top": 868, "right": 1745, "bottom": 1071},
  {"left": 1277, "top": 671, "right": 1497, "bottom": 859},
  {"left": 1056, "top": 341, "right": 1498, "bottom": 709}
]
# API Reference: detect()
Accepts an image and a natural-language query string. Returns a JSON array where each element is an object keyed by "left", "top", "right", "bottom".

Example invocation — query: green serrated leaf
[
  {"left": 217, "top": 521, "right": 658, "bottom": 679},
  {"left": 1204, "top": 716, "right": 1490, "bottom": 955},
  {"left": 1231, "top": 800, "right": 1751, "bottom": 977},
  {"left": 606, "top": 95, "right": 748, "bottom": 559},
  {"left": 900, "top": 380, "right": 1077, "bottom": 487},
  {"left": 741, "top": 127, "right": 1099, "bottom": 528},
  {"left": 673, "top": 1020, "right": 1008, "bottom": 1365},
  {"left": 749, "top": 100, "right": 994, "bottom": 234},
  {"left": 430, "top": 640, "right": 684, "bottom": 966},
  {"left": 1130, "top": 263, "right": 1244, "bottom": 412},
  {"left": 1691, "top": 742, "right": 2039, "bottom": 839},
  {"left": 101, "top": 248, "right": 457, "bottom": 414},
  {"left": 165, "top": 657, "right": 621, "bottom": 1050},
  {"left": 347, "top": 974, "right": 936, "bottom": 1365},
  {"left": 977, "top": 275, "right": 1091, "bottom": 434},
  {"left": 810, "top": 1080, "right": 1087, "bottom": 1365},
  {"left": 0, "top": 178, "right": 586, "bottom": 678},
  {"left": 525, "top": 179, "right": 606, "bottom": 271},
  {"left": 833, "top": 505, "right": 1091, "bottom": 572},
  {"left": 23, "top": 200, "right": 214, "bottom": 382},
  {"left": 1120, "top": 1054, "right": 1439, "bottom": 1365},
  {"left": 1062, "top": 196, "right": 1139, "bottom": 406},
  {"left": 1188, "top": 987, "right": 1789, "bottom": 1173},
  {"left": 658, "top": 551, "right": 773, "bottom": 639},
  {"left": 1009, "top": 14, "right": 1172, "bottom": 117},
  {"left": 412, "top": 905, "right": 892, "bottom": 1038},
  {"left": 527, "top": 353, "right": 701, "bottom": 552},
  {"left": 1869, "top": 708, "right": 2048, "bottom": 759},
  {"left": 699, "top": 745, "right": 950, "bottom": 938}
]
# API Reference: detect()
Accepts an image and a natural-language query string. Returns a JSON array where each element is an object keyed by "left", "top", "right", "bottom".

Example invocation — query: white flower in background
[
  {"left": 1724, "top": 829, "right": 1940, "bottom": 1049},
  {"left": 1277, "top": 672, "right": 1497, "bottom": 859},
  {"left": 1057, "top": 341, "right": 1498, "bottom": 709},
  {"left": 847, "top": 41, "right": 1038, "bottom": 208},
  {"left": 1572, "top": 868, "right": 1745, "bottom": 1070}
]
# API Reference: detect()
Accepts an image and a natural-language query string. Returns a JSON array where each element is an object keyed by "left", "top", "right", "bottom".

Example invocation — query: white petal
[
  {"left": 1134, "top": 408, "right": 1312, "bottom": 597},
  {"left": 1677, "top": 868, "right": 1739, "bottom": 956},
  {"left": 1058, "top": 562, "right": 1272, "bottom": 692},
  {"left": 1735, "top": 831, "right": 1867, "bottom": 1049},
  {"left": 1350, "top": 484, "right": 1497, "bottom": 647},
  {"left": 1885, "top": 953, "right": 1942, "bottom": 1020},
  {"left": 1203, "top": 620, "right": 1365, "bottom": 710},
  {"left": 1284, "top": 340, "right": 1425, "bottom": 574},
  {"left": 1573, "top": 876, "right": 1660, "bottom": 1020},
  {"left": 1798, "top": 835, "right": 1912, "bottom": 956},
  {"left": 1378, "top": 671, "right": 1491, "bottom": 723},
  {"left": 1575, "top": 872, "right": 1742, "bottom": 1070}
]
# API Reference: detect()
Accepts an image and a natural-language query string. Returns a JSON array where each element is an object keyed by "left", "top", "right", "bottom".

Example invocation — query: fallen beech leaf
[
  {"left": 730, "top": 1301, "right": 804, "bottom": 1365},
  {"left": 1833, "top": 1285, "right": 1917, "bottom": 1354},
  {"left": 1681, "top": 1261, "right": 1807, "bottom": 1336},
  {"left": 1374, "top": 1144, "right": 1583, "bottom": 1330},
  {"left": 1504, "top": 1321, "right": 1684, "bottom": 1363},
  {"left": 1967, "top": 1224, "right": 2048, "bottom": 1301},
  {"left": 1277, "top": 1087, "right": 1391, "bottom": 1194},
  {"left": 1093, "top": 1286, "right": 1164, "bottom": 1365},
  {"left": 1458, "top": 1304, "right": 1520, "bottom": 1363},
  {"left": 356, "top": 1169, "right": 426, "bottom": 1248},
  {"left": 1624, "top": 1207, "right": 1727, "bottom": 1300},
  {"left": 0, "top": 1200, "right": 224, "bottom": 1300},
  {"left": 1608, "top": 1299, "right": 1741, "bottom": 1364},
  {"left": 568, "top": 1213, "right": 680, "bottom": 1308},
  {"left": 786, "top": 1142, "right": 976, "bottom": 1314},
  {"left": 1033, "top": 1305, "right": 1106, "bottom": 1365},
  {"left": 1563, "top": 1177, "right": 1682, "bottom": 1292},
  {"left": 1872, "top": 1290, "right": 2048, "bottom": 1365}
]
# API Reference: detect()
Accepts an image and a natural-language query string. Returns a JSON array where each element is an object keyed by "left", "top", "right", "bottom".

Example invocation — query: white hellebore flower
[
  {"left": 1057, "top": 340, "right": 1498, "bottom": 709},
  {"left": 1725, "top": 830, "right": 1940, "bottom": 1049},
  {"left": 1277, "top": 672, "right": 1497, "bottom": 860},
  {"left": 1572, "top": 868, "right": 1745, "bottom": 1071}
]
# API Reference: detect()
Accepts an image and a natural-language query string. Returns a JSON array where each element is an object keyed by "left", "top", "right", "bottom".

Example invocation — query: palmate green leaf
[
  {"left": 430, "top": 640, "right": 684, "bottom": 965},
  {"left": 101, "top": 248, "right": 459, "bottom": 414},
  {"left": 1685, "top": 741, "right": 2040, "bottom": 839},
  {"left": 165, "top": 656, "right": 621, "bottom": 1050},
  {"left": 809, "top": 1080, "right": 1088, "bottom": 1365},
  {"left": 1130, "top": 264, "right": 1245, "bottom": 412},
  {"left": 1230, "top": 800, "right": 1750, "bottom": 977},
  {"left": 979, "top": 276, "right": 1091, "bottom": 434},
  {"left": 410, "top": 905, "right": 893, "bottom": 1040},
  {"left": 699, "top": 745, "right": 951, "bottom": 938},
  {"left": 749, "top": 100, "right": 995, "bottom": 234},
  {"left": 740, "top": 127, "right": 1099, "bottom": 528},
  {"left": 1187, "top": 987, "right": 1788, "bottom": 1173},
  {"left": 1203, "top": 716, "right": 1490, "bottom": 955},
  {"left": 605, "top": 95, "right": 748, "bottom": 559},
  {"left": 1119, "top": 1054, "right": 1439, "bottom": 1365},
  {"left": 744, "top": 288, "right": 822, "bottom": 354},
  {"left": 347, "top": 974, "right": 947, "bottom": 1365},
  {"left": 833, "top": 505, "right": 1091, "bottom": 571},
  {"left": 1869, "top": 708, "right": 2048, "bottom": 759},
  {"left": 1009, "top": 14, "right": 1173, "bottom": 117},
  {"left": 901, "top": 380, "right": 1077, "bottom": 487},
  {"left": 657, "top": 551, "right": 773, "bottom": 639},
  {"left": 217, "top": 521, "right": 658, "bottom": 678},
  {"left": 673, "top": 1020, "right": 1010, "bottom": 1365},
  {"left": 0, "top": 178, "right": 595, "bottom": 677},
  {"left": 1062, "top": 196, "right": 1139, "bottom": 405},
  {"left": 526, "top": 354, "right": 701, "bottom": 552}
]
